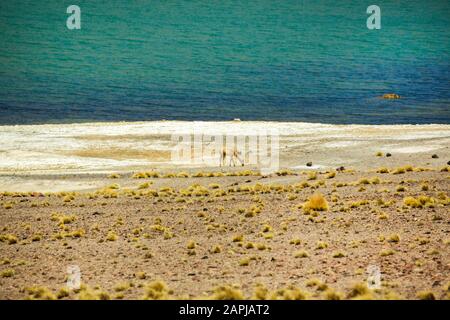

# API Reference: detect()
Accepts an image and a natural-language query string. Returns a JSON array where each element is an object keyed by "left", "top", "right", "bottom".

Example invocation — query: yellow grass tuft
[
  {"left": 212, "top": 285, "right": 244, "bottom": 300},
  {"left": 106, "top": 231, "right": 118, "bottom": 241},
  {"left": 380, "top": 249, "right": 395, "bottom": 256},
  {"left": 187, "top": 240, "right": 196, "bottom": 249},
  {"left": 416, "top": 290, "right": 435, "bottom": 300},
  {"left": 303, "top": 193, "right": 329, "bottom": 213},
  {"left": 0, "top": 234, "right": 18, "bottom": 245},
  {"left": 294, "top": 250, "right": 309, "bottom": 258},
  {"left": 142, "top": 281, "right": 170, "bottom": 300},
  {"left": 25, "top": 286, "right": 57, "bottom": 300},
  {"left": 0, "top": 269, "right": 15, "bottom": 277},
  {"left": 376, "top": 167, "right": 389, "bottom": 173}
]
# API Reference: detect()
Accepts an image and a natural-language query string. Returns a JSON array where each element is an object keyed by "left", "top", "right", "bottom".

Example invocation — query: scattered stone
[
  {"left": 386, "top": 153, "right": 392, "bottom": 157},
  {"left": 306, "top": 162, "right": 312, "bottom": 167},
  {"left": 447, "top": 161, "right": 450, "bottom": 165},
  {"left": 431, "top": 154, "right": 439, "bottom": 159},
  {"left": 336, "top": 166, "right": 345, "bottom": 172}
]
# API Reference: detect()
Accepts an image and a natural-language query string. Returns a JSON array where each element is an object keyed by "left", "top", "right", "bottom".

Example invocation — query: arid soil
[{"left": 0, "top": 165, "right": 449, "bottom": 300}]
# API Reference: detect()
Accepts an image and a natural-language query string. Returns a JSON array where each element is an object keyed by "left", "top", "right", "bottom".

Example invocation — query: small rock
[
  {"left": 306, "top": 162, "right": 312, "bottom": 167},
  {"left": 382, "top": 93, "right": 401, "bottom": 99},
  {"left": 431, "top": 154, "right": 439, "bottom": 159},
  {"left": 386, "top": 153, "right": 392, "bottom": 157},
  {"left": 447, "top": 161, "right": 450, "bottom": 165},
  {"left": 336, "top": 166, "right": 345, "bottom": 172}
]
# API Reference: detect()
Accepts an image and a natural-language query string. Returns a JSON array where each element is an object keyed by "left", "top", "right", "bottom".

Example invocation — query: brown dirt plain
[{"left": 0, "top": 165, "right": 449, "bottom": 300}]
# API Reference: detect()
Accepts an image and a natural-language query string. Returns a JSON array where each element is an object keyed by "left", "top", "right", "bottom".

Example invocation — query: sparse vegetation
[{"left": 303, "top": 193, "right": 329, "bottom": 213}]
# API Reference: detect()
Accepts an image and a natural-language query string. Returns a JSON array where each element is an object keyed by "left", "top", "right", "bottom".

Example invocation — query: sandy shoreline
[{"left": 0, "top": 121, "right": 449, "bottom": 192}]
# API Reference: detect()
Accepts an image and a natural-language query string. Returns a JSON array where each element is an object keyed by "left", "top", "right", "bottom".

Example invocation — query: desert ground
[
  {"left": 0, "top": 164, "right": 449, "bottom": 300},
  {"left": 0, "top": 122, "right": 449, "bottom": 300}
]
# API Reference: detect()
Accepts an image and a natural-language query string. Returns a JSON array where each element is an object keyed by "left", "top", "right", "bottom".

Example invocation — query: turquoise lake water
[{"left": 0, "top": 0, "right": 449, "bottom": 124}]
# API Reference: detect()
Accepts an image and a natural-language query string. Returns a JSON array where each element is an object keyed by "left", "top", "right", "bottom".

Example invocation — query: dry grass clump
[
  {"left": 25, "top": 286, "right": 57, "bottom": 300},
  {"left": 186, "top": 240, "right": 196, "bottom": 249},
  {"left": 387, "top": 234, "right": 400, "bottom": 243},
  {"left": 293, "top": 250, "right": 309, "bottom": 258},
  {"left": 106, "top": 231, "right": 118, "bottom": 241},
  {"left": 256, "top": 243, "right": 267, "bottom": 250},
  {"left": 56, "top": 288, "right": 71, "bottom": 299},
  {"left": 416, "top": 290, "right": 435, "bottom": 300},
  {"left": 307, "top": 171, "right": 317, "bottom": 180},
  {"left": 416, "top": 237, "right": 430, "bottom": 245},
  {"left": 287, "top": 194, "right": 297, "bottom": 201},
  {"left": 392, "top": 165, "right": 413, "bottom": 174},
  {"left": 53, "top": 229, "right": 85, "bottom": 240},
  {"left": 245, "top": 205, "right": 262, "bottom": 217},
  {"left": 332, "top": 251, "right": 346, "bottom": 258},
  {"left": 326, "top": 171, "right": 336, "bottom": 179},
  {"left": 114, "top": 282, "right": 131, "bottom": 292},
  {"left": 276, "top": 169, "right": 297, "bottom": 176},
  {"left": 0, "top": 268, "right": 15, "bottom": 277},
  {"left": 108, "top": 173, "right": 121, "bottom": 179},
  {"left": 378, "top": 212, "right": 389, "bottom": 220},
  {"left": 347, "top": 282, "right": 371, "bottom": 299},
  {"left": 403, "top": 195, "right": 435, "bottom": 208},
  {"left": 0, "top": 234, "right": 18, "bottom": 244},
  {"left": 323, "top": 289, "right": 344, "bottom": 300},
  {"left": 252, "top": 284, "right": 270, "bottom": 300},
  {"left": 177, "top": 172, "right": 189, "bottom": 178},
  {"left": 51, "top": 212, "right": 76, "bottom": 226},
  {"left": 349, "top": 200, "right": 369, "bottom": 208},
  {"left": 303, "top": 193, "right": 329, "bottom": 213},
  {"left": 420, "top": 183, "right": 429, "bottom": 191},
  {"left": 269, "top": 286, "right": 308, "bottom": 300},
  {"left": 3, "top": 202, "right": 13, "bottom": 209},
  {"left": 358, "top": 178, "right": 370, "bottom": 185},
  {"left": 232, "top": 234, "right": 244, "bottom": 242},
  {"left": 212, "top": 285, "right": 244, "bottom": 300},
  {"left": 239, "top": 258, "right": 250, "bottom": 266},
  {"left": 142, "top": 281, "right": 171, "bottom": 300},
  {"left": 132, "top": 171, "right": 158, "bottom": 179},
  {"left": 316, "top": 241, "right": 328, "bottom": 249},
  {"left": 244, "top": 242, "right": 255, "bottom": 249},
  {"left": 380, "top": 249, "right": 395, "bottom": 256},
  {"left": 138, "top": 182, "right": 153, "bottom": 189},
  {"left": 31, "top": 234, "right": 42, "bottom": 242}
]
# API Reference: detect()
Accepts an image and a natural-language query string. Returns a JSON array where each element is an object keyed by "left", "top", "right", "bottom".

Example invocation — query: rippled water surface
[{"left": 0, "top": 0, "right": 449, "bottom": 124}]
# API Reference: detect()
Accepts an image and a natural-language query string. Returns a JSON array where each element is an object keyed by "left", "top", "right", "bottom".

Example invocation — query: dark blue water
[{"left": 0, "top": 0, "right": 449, "bottom": 125}]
